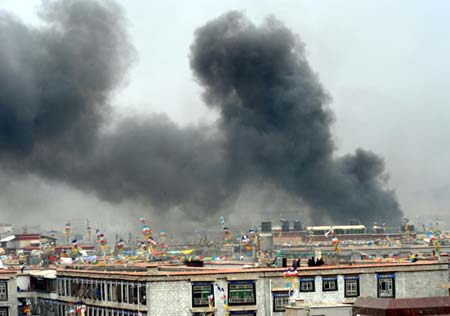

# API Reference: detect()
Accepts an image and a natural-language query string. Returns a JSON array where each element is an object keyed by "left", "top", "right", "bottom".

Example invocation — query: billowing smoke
[
  {"left": 0, "top": 2, "right": 402, "bottom": 225},
  {"left": 190, "top": 12, "right": 402, "bottom": 224}
]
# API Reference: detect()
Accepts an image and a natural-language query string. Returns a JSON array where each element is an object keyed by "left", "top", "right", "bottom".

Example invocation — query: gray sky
[{"left": 1, "top": 0, "right": 449, "bottom": 233}]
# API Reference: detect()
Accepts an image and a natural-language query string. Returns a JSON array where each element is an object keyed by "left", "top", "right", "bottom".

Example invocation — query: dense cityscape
[{"left": 1, "top": 218, "right": 449, "bottom": 315}]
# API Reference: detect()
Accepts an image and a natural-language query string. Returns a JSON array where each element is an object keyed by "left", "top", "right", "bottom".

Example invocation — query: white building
[
  {"left": 3, "top": 260, "right": 449, "bottom": 316},
  {"left": 46, "top": 261, "right": 450, "bottom": 316}
]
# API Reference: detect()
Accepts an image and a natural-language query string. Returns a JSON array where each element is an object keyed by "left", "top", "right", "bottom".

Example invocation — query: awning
[
  {"left": 0, "top": 235, "right": 15, "bottom": 242},
  {"left": 29, "top": 270, "right": 56, "bottom": 279}
]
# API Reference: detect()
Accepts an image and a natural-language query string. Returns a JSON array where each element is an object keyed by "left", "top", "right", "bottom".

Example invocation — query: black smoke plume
[{"left": 0, "top": 2, "right": 402, "bottom": 225}]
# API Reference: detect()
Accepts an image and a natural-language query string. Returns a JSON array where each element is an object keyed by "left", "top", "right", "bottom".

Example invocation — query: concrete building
[
  {"left": 0, "top": 260, "right": 448, "bottom": 316},
  {"left": 31, "top": 260, "right": 448, "bottom": 316}
]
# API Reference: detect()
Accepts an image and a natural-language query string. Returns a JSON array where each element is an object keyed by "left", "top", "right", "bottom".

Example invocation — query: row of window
[
  {"left": 271, "top": 274, "right": 396, "bottom": 313},
  {"left": 192, "top": 274, "right": 395, "bottom": 313},
  {"left": 37, "top": 299, "right": 145, "bottom": 316},
  {"left": 0, "top": 282, "right": 7, "bottom": 301},
  {"left": 298, "top": 276, "right": 357, "bottom": 295},
  {"left": 297, "top": 274, "right": 395, "bottom": 298},
  {"left": 192, "top": 274, "right": 395, "bottom": 309},
  {"left": 192, "top": 281, "right": 256, "bottom": 308},
  {"left": 57, "top": 278, "right": 146, "bottom": 305}
]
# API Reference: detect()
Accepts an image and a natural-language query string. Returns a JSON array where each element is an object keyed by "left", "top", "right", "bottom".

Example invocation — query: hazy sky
[{"left": 1, "top": 0, "right": 449, "bottom": 234}]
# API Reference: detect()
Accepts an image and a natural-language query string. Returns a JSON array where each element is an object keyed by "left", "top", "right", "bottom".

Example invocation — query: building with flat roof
[
  {"left": 0, "top": 259, "right": 448, "bottom": 316},
  {"left": 33, "top": 260, "right": 450, "bottom": 316}
]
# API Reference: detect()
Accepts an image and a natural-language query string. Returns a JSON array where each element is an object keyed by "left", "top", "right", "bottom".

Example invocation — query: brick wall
[
  {"left": 396, "top": 270, "right": 448, "bottom": 298},
  {"left": 359, "top": 273, "right": 377, "bottom": 297},
  {"left": 148, "top": 280, "right": 191, "bottom": 316}
]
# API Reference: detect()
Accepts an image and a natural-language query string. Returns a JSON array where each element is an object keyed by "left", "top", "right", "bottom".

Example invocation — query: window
[
  {"left": 299, "top": 277, "right": 315, "bottom": 292},
  {"left": 344, "top": 276, "right": 359, "bottom": 298},
  {"left": 0, "top": 308, "right": 8, "bottom": 316},
  {"left": 57, "top": 279, "right": 62, "bottom": 296},
  {"left": 229, "top": 312, "right": 256, "bottom": 316},
  {"left": 139, "top": 284, "right": 147, "bottom": 305},
  {"left": 228, "top": 281, "right": 256, "bottom": 305},
  {"left": 0, "top": 281, "right": 7, "bottom": 301},
  {"left": 128, "top": 284, "right": 138, "bottom": 304},
  {"left": 273, "top": 291, "right": 290, "bottom": 312},
  {"left": 192, "top": 313, "right": 214, "bottom": 316},
  {"left": 322, "top": 276, "right": 338, "bottom": 292},
  {"left": 377, "top": 274, "right": 395, "bottom": 298},
  {"left": 115, "top": 283, "right": 122, "bottom": 302},
  {"left": 70, "top": 279, "right": 81, "bottom": 297},
  {"left": 106, "top": 283, "right": 111, "bottom": 301},
  {"left": 192, "top": 282, "right": 214, "bottom": 307}
]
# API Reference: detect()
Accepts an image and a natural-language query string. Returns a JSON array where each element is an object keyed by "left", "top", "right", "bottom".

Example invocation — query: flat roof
[
  {"left": 0, "top": 235, "right": 15, "bottom": 242},
  {"left": 56, "top": 260, "right": 446, "bottom": 279},
  {"left": 29, "top": 270, "right": 57, "bottom": 279},
  {"left": 307, "top": 225, "right": 366, "bottom": 230},
  {"left": 0, "top": 269, "right": 17, "bottom": 275}
]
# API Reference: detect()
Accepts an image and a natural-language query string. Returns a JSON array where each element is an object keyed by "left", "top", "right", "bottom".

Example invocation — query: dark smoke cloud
[
  {"left": 190, "top": 12, "right": 402, "bottom": 224},
  {"left": 0, "top": 0, "right": 130, "bottom": 156},
  {"left": 0, "top": 2, "right": 402, "bottom": 225}
]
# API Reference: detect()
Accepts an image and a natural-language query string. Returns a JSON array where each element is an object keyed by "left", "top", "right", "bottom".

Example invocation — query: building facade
[
  {"left": 0, "top": 270, "right": 18, "bottom": 316},
  {"left": 35, "top": 261, "right": 448, "bottom": 316},
  {"left": 1, "top": 260, "right": 449, "bottom": 316}
]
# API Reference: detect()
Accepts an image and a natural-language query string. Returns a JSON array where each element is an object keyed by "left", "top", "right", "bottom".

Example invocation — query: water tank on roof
[
  {"left": 281, "top": 220, "right": 289, "bottom": 232},
  {"left": 261, "top": 221, "right": 272, "bottom": 232},
  {"left": 294, "top": 220, "right": 303, "bottom": 231}
]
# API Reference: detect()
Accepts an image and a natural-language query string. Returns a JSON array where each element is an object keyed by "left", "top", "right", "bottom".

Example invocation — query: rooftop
[{"left": 55, "top": 260, "right": 447, "bottom": 279}]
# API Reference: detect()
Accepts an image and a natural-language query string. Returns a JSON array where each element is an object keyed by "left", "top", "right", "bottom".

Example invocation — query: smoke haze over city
[{"left": 1, "top": 0, "right": 449, "bottom": 232}]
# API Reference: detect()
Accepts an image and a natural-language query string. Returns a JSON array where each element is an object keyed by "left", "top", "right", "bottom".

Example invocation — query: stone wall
[
  {"left": 396, "top": 270, "right": 448, "bottom": 298},
  {"left": 148, "top": 280, "right": 191, "bottom": 316}
]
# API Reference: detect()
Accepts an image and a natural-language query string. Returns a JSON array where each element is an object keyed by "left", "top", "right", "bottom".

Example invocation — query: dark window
[
  {"left": 116, "top": 283, "right": 122, "bottom": 302},
  {"left": 0, "top": 307, "right": 8, "bottom": 316},
  {"left": 299, "top": 277, "right": 315, "bottom": 292},
  {"left": 128, "top": 284, "right": 138, "bottom": 304},
  {"left": 322, "top": 276, "right": 338, "bottom": 292},
  {"left": 229, "top": 312, "right": 256, "bottom": 316},
  {"left": 106, "top": 283, "right": 111, "bottom": 301},
  {"left": 273, "top": 291, "right": 290, "bottom": 312},
  {"left": 377, "top": 274, "right": 395, "bottom": 298},
  {"left": 0, "top": 282, "right": 7, "bottom": 301},
  {"left": 70, "top": 279, "right": 81, "bottom": 297},
  {"left": 57, "top": 279, "right": 63, "bottom": 296},
  {"left": 344, "top": 276, "right": 360, "bottom": 298},
  {"left": 94, "top": 282, "right": 101, "bottom": 301},
  {"left": 192, "top": 282, "right": 214, "bottom": 307},
  {"left": 139, "top": 284, "right": 146, "bottom": 305},
  {"left": 228, "top": 281, "right": 256, "bottom": 305}
]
